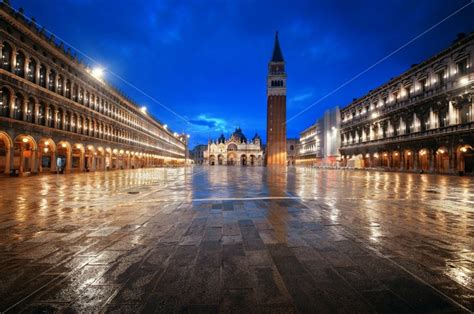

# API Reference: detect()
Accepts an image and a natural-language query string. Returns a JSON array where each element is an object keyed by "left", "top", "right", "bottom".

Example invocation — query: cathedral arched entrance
[
  {"left": 250, "top": 155, "right": 256, "bottom": 166},
  {"left": 227, "top": 152, "right": 237, "bottom": 166},
  {"left": 218, "top": 154, "right": 224, "bottom": 165},
  {"left": 241, "top": 154, "right": 247, "bottom": 166},
  {"left": 209, "top": 155, "right": 216, "bottom": 166}
]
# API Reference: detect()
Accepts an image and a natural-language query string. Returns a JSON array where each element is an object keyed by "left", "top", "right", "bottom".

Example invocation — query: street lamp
[{"left": 91, "top": 67, "right": 104, "bottom": 81}]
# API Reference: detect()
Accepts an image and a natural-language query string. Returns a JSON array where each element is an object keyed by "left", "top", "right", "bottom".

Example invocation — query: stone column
[
  {"left": 53, "top": 108, "right": 58, "bottom": 128},
  {"left": 62, "top": 111, "right": 67, "bottom": 131},
  {"left": 10, "top": 47, "right": 16, "bottom": 74},
  {"left": 31, "top": 148, "right": 38, "bottom": 174},
  {"left": 413, "top": 151, "right": 419, "bottom": 172},
  {"left": 35, "top": 62, "right": 40, "bottom": 84},
  {"left": 50, "top": 150, "right": 57, "bottom": 173},
  {"left": 4, "top": 147, "right": 12, "bottom": 175},
  {"left": 34, "top": 102, "right": 39, "bottom": 124},
  {"left": 429, "top": 150, "right": 435, "bottom": 172},
  {"left": 9, "top": 94, "right": 16, "bottom": 118},
  {"left": 399, "top": 153, "right": 405, "bottom": 171},
  {"left": 22, "top": 98, "right": 28, "bottom": 121}
]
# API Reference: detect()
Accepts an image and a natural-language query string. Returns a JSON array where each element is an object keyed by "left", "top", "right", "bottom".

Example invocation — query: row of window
[
  {"left": 0, "top": 87, "right": 184, "bottom": 156},
  {"left": 341, "top": 103, "right": 472, "bottom": 145},
  {"left": 342, "top": 58, "right": 470, "bottom": 123},
  {"left": 0, "top": 39, "right": 183, "bottom": 149}
]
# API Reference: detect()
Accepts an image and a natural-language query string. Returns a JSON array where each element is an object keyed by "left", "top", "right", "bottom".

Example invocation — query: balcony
[
  {"left": 340, "top": 74, "right": 473, "bottom": 129},
  {"left": 340, "top": 121, "right": 474, "bottom": 149}
]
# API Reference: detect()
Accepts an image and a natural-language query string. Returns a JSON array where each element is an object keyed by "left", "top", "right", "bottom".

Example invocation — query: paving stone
[{"left": 0, "top": 167, "right": 471, "bottom": 312}]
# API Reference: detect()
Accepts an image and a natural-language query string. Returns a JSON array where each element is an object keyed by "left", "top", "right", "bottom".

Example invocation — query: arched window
[
  {"left": 64, "top": 111, "right": 70, "bottom": 131},
  {"left": 27, "top": 58, "right": 36, "bottom": 82},
  {"left": 85, "top": 91, "right": 89, "bottom": 107},
  {"left": 79, "top": 88, "right": 84, "bottom": 103},
  {"left": 48, "top": 70, "right": 56, "bottom": 91},
  {"left": 70, "top": 113, "right": 76, "bottom": 133},
  {"left": 46, "top": 106, "right": 53, "bottom": 127},
  {"left": 1, "top": 42, "right": 12, "bottom": 71},
  {"left": 39, "top": 64, "right": 46, "bottom": 87},
  {"left": 13, "top": 93, "right": 23, "bottom": 120},
  {"left": 57, "top": 75, "right": 64, "bottom": 95},
  {"left": 0, "top": 87, "right": 11, "bottom": 117},
  {"left": 38, "top": 103, "right": 46, "bottom": 125},
  {"left": 56, "top": 108, "right": 63, "bottom": 129},
  {"left": 65, "top": 80, "right": 71, "bottom": 99},
  {"left": 15, "top": 51, "right": 26, "bottom": 77},
  {"left": 26, "top": 97, "right": 34, "bottom": 123},
  {"left": 72, "top": 84, "right": 78, "bottom": 101}
]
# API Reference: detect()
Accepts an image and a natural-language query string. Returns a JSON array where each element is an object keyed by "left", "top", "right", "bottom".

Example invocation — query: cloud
[
  {"left": 290, "top": 90, "right": 314, "bottom": 103},
  {"left": 189, "top": 114, "right": 229, "bottom": 133}
]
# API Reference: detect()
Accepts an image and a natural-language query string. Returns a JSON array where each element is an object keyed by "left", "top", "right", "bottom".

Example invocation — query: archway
[
  {"left": 38, "top": 138, "right": 56, "bottom": 173},
  {"left": 457, "top": 145, "right": 474, "bottom": 174},
  {"left": 105, "top": 148, "right": 112, "bottom": 170},
  {"left": 392, "top": 151, "right": 400, "bottom": 169},
  {"left": 209, "top": 155, "right": 216, "bottom": 166},
  {"left": 227, "top": 152, "right": 237, "bottom": 166},
  {"left": 435, "top": 147, "right": 449, "bottom": 173},
  {"left": 0, "top": 131, "right": 13, "bottom": 175},
  {"left": 250, "top": 155, "right": 256, "bottom": 166},
  {"left": 217, "top": 154, "right": 224, "bottom": 165},
  {"left": 241, "top": 154, "right": 247, "bottom": 166},
  {"left": 72, "top": 144, "right": 85, "bottom": 172},
  {"left": 96, "top": 147, "right": 105, "bottom": 170},
  {"left": 13, "top": 135, "right": 37, "bottom": 175},
  {"left": 381, "top": 152, "right": 389, "bottom": 167},
  {"left": 418, "top": 149, "right": 430, "bottom": 172},
  {"left": 56, "top": 141, "right": 71, "bottom": 173},
  {"left": 85, "top": 145, "right": 95, "bottom": 171},
  {"left": 403, "top": 150, "right": 414, "bottom": 171}
]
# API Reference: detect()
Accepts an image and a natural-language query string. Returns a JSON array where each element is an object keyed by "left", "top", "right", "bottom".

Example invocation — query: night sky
[{"left": 14, "top": 0, "right": 474, "bottom": 148}]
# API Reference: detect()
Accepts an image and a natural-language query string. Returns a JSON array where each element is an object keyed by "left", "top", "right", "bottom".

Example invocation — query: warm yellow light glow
[
  {"left": 459, "top": 77, "right": 470, "bottom": 86},
  {"left": 22, "top": 138, "right": 28, "bottom": 143},
  {"left": 88, "top": 145, "right": 93, "bottom": 150},
  {"left": 62, "top": 143, "right": 67, "bottom": 148},
  {"left": 91, "top": 67, "right": 104, "bottom": 80},
  {"left": 44, "top": 141, "right": 49, "bottom": 146}
]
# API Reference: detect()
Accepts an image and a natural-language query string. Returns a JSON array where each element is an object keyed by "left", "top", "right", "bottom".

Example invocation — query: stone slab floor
[{"left": 0, "top": 166, "right": 473, "bottom": 313}]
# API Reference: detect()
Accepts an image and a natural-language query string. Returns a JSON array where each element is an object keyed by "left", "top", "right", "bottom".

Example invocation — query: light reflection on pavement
[{"left": 0, "top": 166, "right": 472, "bottom": 312}]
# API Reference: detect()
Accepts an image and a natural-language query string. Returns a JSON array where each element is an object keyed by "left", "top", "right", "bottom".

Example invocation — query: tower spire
[{"left": 271, "top": 31, "right": 284, "bottom": 62}]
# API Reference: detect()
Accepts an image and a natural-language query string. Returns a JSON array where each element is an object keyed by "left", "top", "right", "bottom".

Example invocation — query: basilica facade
[{"left": 204, "top": 128, "right": 264, "bottom": 166}]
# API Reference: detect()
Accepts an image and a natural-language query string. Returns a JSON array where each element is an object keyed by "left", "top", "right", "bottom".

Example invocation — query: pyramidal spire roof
[{"left": 271, "top": 31, "right": 284, "bottom": 62}]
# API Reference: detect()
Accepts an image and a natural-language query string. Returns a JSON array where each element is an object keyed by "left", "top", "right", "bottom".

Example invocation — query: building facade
[
  {"left": 190, "top": 144, "right": 207, "bottom": 165},
  {"left": 339, "top": 33, "right": 474, "bottom": 174},
  {"left": 296, "top": 107, "right": 341, "bottom": 166},
  {"left": 266, "top": 32, "right": 287, "bottom": 165},
  {"left": 286, "top": 138, "right": 298, "bottom": 166},
  {"left": 0, "top": 4, "right": 186, "bottom": 176},
  {"left": 204, "top": 128, "right": 264, "bottom": 166}
]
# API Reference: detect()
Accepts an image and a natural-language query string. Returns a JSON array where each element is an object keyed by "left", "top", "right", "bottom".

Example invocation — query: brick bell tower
[{"left": 266, "top": 31, "right": 287, "bottom": 166}]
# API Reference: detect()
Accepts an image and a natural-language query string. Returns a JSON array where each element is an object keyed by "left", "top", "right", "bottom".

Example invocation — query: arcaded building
[
  {"left": 340, "top": 33, "right": 474, "bottom": 174},
  {"left": 0, "top": 5, "right": 186, "bottom": 176},
  {"left": 204, "top": 128, "right": 264, "bottom": 166}
]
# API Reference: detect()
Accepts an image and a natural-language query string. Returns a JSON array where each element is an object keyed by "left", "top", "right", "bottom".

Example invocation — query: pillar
[
  {"left": 31, "top": 148, "right": 38, "bottom": 174},
  {"left": 34, "top": 102, "right": 39, "bottom": 124},
  {"left": 50, "top": 151, "right": 57, "bottom": 172},
  {"left": 4, "top": 147, "right": 12, "bottom": 175},
  {"left": 429, "top": 150, "right": 435, "bottom": 173},
  {"left": 413, "top": 151, "right": 419, "bottom": 172},
  {"left": 22, "top": 98, "right": 28, "bottom": 121},
  {"left": 9, "top": 94, "right": 15, "bottom": 118}
]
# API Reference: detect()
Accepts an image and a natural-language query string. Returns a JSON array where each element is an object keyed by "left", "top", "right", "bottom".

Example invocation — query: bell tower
[{"left": 266, "top": 31, "right": 287, "bottom": 166}]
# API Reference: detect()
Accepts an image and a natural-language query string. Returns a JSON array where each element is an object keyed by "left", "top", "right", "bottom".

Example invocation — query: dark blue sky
[{"left": 15, "top": 0, "right": 474, "bottom": 148}]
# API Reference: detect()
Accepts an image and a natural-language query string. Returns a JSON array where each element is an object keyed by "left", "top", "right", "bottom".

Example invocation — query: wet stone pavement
[{"left": 0, "top": 166, "right": 473, "bottom": 313}]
